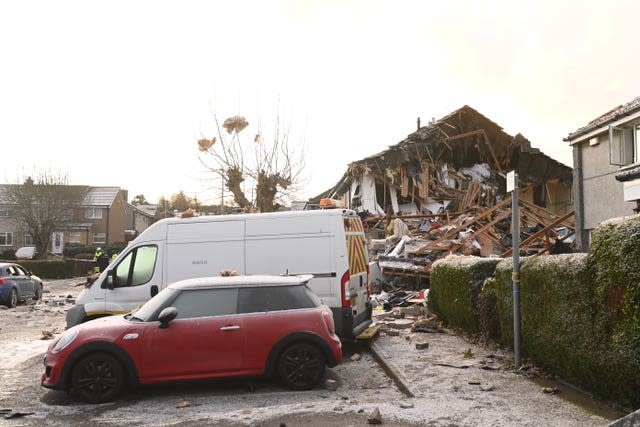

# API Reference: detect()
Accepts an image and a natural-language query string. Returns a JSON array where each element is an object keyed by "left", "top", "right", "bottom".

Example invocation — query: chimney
[{"left": 417, "top": 117, "right": 421, "bottom": 130}]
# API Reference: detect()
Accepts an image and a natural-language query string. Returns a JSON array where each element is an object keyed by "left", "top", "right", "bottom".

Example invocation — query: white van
[{"left": 66, "top": 209, "right": 372, "bottom": 338}]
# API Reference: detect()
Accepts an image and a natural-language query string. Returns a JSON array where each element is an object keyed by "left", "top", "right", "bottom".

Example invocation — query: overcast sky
[{"left": 2, "top": 0, "right": 639, "bottom": 205}]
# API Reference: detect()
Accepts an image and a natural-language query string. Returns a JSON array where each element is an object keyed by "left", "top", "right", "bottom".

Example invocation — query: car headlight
[{"left": 53, "top": 329, "right": 79, "bottom": 352}]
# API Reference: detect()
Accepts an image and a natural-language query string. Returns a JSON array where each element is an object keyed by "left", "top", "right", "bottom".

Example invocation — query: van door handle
[{"left": 220, "top": 325, "right": 240, "bottom": 331}]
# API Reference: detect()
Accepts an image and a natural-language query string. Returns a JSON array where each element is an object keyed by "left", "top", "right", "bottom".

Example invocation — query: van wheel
[
  {"left": 34, "top": 284, "right": 43, "bottom": 301},
  {"left": 71, "top": 352, "right": 124, "bottom": 403},
  {"left": 6, "top": 288, "right": 18, "bottom": 308},
  {"left": 277, "top": 343, "right": 325, "bottom": 390}
]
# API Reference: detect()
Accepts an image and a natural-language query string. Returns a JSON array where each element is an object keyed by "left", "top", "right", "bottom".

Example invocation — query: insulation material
[
  {"left": 459, "top": 163, "right": 491, "bottom": 182},
  {"left": 360, "top": 173, "right": 380, "bottom": 215},
  {"left": 390, "top": 186, "right": 399, "bottom": 213}
]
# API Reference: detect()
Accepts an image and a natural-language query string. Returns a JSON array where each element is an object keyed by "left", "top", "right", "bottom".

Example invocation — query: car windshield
[{"left": 129, "top": 287, "right": 179, "bottom": 322}]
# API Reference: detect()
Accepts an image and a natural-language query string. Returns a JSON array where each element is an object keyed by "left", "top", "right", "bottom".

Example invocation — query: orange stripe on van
[
  {"left": 346, "top": 235, "right": 367, "bottom": 274},
  {"left": 343, "top": 217, "right": 364, "bottom": 233}
]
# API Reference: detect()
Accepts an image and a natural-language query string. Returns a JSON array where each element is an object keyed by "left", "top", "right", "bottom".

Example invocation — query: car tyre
[
  {"left": 6, "top": 288, "right": 18, "bottom": 308},
  {"left": 71, "top": 352, "right": 124, "bottom": 403},
  {"left": 277, "top": 342, "right": 325, "bottom": 390},
  {"left": 34, "top": 284, "right": 43, "bottom": 301}
]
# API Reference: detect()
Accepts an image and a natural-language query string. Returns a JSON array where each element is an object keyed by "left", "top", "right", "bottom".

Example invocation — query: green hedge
[
  {"left": 11, "top": 260, "right": 67, "bottom": 279},
  {"left": 64, "top": 242, "right": 127, "bottom": 258},
  {"left": 584, "top": 216, "right": 640, "bottom": 407},
  {"left": 430, "top": 215, "right": 640, "bottom": 408},
  {"left": 429, "top": 256, "right": 500, "bottom": 335},
  {"left": 493, "top": 254, "right": 602, "bottom": 393}
]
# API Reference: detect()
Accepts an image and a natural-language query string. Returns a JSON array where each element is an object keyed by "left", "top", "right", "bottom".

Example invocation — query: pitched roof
[
  {"left": 314, "top": 105, "right": 573, "bottom": 203},
  {"left": 82, "top": 187, "right": 121, "bottom": 207},
  {"left": 565, "top": 96, "right": 640, "bottom": 141}
]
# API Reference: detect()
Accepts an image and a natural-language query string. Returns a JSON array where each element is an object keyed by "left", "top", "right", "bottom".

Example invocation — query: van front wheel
[{"left": 277, "top": 343, "right": 325, "bottom": 390}]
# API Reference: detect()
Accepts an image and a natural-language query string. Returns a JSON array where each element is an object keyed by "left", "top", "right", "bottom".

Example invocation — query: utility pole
[{"left": 507, "top": 170, "right": 521, "bottom": 370}]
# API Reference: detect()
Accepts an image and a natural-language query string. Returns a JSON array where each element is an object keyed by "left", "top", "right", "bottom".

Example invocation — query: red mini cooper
[{"left": 42, "top": 275, "right": 342, "bottom": 403}]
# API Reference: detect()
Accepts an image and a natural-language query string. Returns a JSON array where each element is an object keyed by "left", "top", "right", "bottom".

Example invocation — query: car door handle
[{"left": 220, "top": 325, "right": 240, "bottom": 331}]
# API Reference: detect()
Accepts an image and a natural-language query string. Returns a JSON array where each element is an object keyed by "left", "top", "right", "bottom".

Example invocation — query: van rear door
[{"left": 339, "top": 213, "right": 372, "bottom": 337}]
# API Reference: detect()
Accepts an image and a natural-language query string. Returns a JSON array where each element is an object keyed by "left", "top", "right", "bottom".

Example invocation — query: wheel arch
[
  {"left": 60, "top": 342, "right": 139, "bottom": 391},
  {"left": 264, "top": 332, "right": 337, "bottom": 377}
]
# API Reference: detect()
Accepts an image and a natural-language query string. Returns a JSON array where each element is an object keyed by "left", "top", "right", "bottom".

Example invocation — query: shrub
[
  {"left": 429, "top": 256, "right": 500, "bottom": 334},
  {"left": 17, "top": 260, "right": 67, "bottom": 279},
  {"left": 1, "top": 249, "right": 16, "bottom": 260}
]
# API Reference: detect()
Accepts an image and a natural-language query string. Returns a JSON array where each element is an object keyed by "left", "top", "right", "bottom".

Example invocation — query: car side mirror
[{"left": 158, "top": 307, "right": 178, "bottom": 329}]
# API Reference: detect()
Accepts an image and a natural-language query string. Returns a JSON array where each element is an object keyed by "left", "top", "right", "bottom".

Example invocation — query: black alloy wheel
[
  {"left": 277, "top": 342, "right": 325, "bottom": 390},
  {"left": 71, "top": 353, "right": 124, "bottom": 403}
]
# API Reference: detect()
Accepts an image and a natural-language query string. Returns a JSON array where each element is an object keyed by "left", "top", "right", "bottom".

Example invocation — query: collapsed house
[{"left": 313, "top": 105, "right": 575, "bottom": 285}]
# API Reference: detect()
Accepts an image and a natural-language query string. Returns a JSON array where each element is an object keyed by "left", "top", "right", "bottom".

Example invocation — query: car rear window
[{"left": 238, "top": 285, "right": 321, "bottom": 314}]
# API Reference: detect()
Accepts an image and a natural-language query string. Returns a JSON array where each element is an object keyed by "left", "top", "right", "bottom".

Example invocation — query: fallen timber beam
[
  {"left": 501, "top": 210, "right": 575, "bottom": 257},
  {"left": 445, "top": 210, "right": 512, "bottom": 254},
  {"left": 415, "top": 197, "right": 511, "bottom": 255},
  {"left": 519, "top": 199, "right": 575, "bottom": 228}
]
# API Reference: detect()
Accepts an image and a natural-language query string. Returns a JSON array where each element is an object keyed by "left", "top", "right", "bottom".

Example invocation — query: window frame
[
  {"left": 68, "top": 231, "right": 81, "bottom": 244},
  {"left": 92, "top": 233, "right": 106, "bottom": 244},
  {"left": 112, "top": 245, "right": 158, "bottom": 288},
  {"left": 635, "top": 124, "right": 640, "bottom": 164},
  {"left": 86, "top": 207, "right": 103, "bottom": 219},
  {"left": 609, "top": 125, "right": 625, "bottom": 166},
  {"left": 0, "top": 232, "right": 13, "bottom": 246}
]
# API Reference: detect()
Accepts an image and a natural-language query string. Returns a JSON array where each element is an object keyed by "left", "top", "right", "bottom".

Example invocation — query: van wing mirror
[{"left": 106, "top": 271, "right": 115, "bottom": 290}]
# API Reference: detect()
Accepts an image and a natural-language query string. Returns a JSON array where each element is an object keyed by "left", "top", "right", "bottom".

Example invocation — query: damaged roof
[
  {"left": 316, "top": 105, "right": 572, "bottom": 201},
  {"left": 565, "top": 96, "right": 640, "bottom": 142}
]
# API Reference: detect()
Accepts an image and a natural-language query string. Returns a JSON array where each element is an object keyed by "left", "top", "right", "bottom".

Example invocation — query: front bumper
[
  {"left": 41, "top": 351, "right": 66, "bottom": 391},
  {"left": 65, "top": 304, "right": 86, "bottom": 329}
]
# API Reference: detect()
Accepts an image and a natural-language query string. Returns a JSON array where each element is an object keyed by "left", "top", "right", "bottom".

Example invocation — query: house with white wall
[{"left": 565, "top": 96, "right": 640, "bottom": 250}]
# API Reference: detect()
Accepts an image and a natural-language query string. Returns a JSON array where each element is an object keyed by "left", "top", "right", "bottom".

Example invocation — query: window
[
  {"left": 171, "top": 288, "right": 238, "bottom": 319},
  {"left": 609, "top": 125, "right": 634, "bottom": 166},
  {"left": 0, "top": 208, "right": 8, "bottom": 217},
  {"left": 92, "top": 233, "right": 106, "bottom": 244},
  {"left": 86, "top": 208, "right": 103, "bottom": 219},
  {"left": 14, "top": 265, "right": 27, "bottom": 276},
  {"left": 24, "top": 234, "right": 34, "bottom": 246},
  {"left": 238, "top": 285, "right": 319, "bottom": 313},
  {"left": 635, "top": 125, "right": 640, "bottom": 164},
  {"left": 68, "top": 232, "right": 81, "bottom": 244},
  {"left": 0, "top": 232, "right": 13, "bottom": 246},
  {"left": 114, "top": 245, "right": 158, "bottom": 288},
  {"left": 610, "top": 126, "right": 624, "bottom": 165}
]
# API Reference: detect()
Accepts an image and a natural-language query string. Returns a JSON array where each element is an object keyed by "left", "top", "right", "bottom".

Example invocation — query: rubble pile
[{"left": 370, "top": 194, "right": 576, "bottom": 283}]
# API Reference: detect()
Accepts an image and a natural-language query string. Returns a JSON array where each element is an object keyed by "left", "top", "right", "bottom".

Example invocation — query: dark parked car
[
  {"left": 42, "top": 275, "right": 342, "bottom": 403},
  {"left": 0, "top": 262, "right": 43, "bottom": 307}
]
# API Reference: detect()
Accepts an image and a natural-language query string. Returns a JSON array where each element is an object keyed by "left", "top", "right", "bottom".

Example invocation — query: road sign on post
[{"left": 507, "top": 170, "right": 521, "bottom": 370}]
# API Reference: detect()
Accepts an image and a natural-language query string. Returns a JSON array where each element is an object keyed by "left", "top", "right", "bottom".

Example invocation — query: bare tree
[
  {"left": 197, "top": 113, "right": 305, "bottom": 213},
  {"left": 131, "top": 194, "right": 149, "bottom": 205},
  {"left": 5, "top": 173, "right": 86, "bottom": 259}
]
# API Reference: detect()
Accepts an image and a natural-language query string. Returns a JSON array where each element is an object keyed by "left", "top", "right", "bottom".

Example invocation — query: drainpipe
[{"left": 106, "top": 206, "right": 110, "bottom": 244}]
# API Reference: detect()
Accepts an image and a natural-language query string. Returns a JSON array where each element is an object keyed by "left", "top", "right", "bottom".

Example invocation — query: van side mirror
[
  {"left": 106, "top": 271, "right": 115, "bottom": 290},
  {"left": 158, "top": 307, "right": 178, "bottom": 329}
]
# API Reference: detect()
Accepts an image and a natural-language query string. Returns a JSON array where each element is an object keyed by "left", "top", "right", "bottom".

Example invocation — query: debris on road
[{"left": 367, "top": 407, "right": 382, "bottom": 424}]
